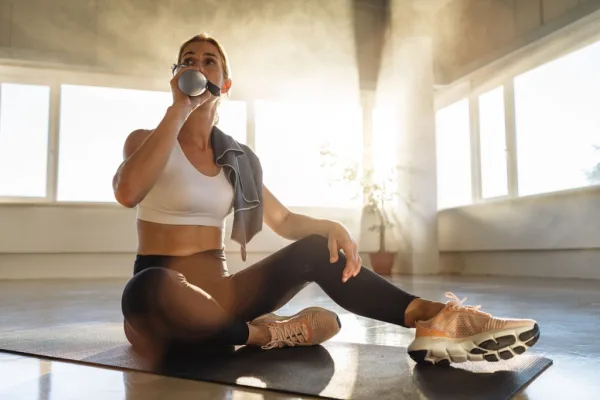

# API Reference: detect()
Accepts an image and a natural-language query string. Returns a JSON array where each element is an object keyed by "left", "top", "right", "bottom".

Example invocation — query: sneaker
[
  {"left": 408, "top": 292, "right": 540, "bottom": 365},
  {"left": 250, "top": 307, "right": 342, "bottom": 349}
]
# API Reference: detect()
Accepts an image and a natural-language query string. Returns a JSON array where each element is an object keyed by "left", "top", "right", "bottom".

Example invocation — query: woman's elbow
[
  {"left": 114, "top": 189, "right": 138, "bottom": 208},
  {"left": 113, "top": 180, "right": 139, "bottom": 208}
]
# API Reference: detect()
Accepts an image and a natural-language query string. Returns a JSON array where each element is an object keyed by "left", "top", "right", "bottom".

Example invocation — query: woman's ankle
[
  {"left": 403, "top": 298, "right": 446, "bottom": 328},
  {"left": 246, "top": 323, "right": 271, "bottom": 346}
]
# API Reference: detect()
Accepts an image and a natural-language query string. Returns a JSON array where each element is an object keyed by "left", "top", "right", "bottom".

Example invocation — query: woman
[{"left": 113, "top": 33, "right": 540, "bottom": 365}]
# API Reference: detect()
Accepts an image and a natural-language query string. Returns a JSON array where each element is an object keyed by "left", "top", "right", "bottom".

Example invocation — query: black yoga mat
[{"left": 0, "top": 322, "right": 552, "bottom": 400}]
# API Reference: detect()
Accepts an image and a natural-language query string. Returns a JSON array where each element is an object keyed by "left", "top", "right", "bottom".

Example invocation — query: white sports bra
[{"left": 136, "top": 141, "right": 234, "bottom": 228}]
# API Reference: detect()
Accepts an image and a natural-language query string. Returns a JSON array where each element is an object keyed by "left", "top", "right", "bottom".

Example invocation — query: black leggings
[{"left": 121, "top": 234, "right": 418, "bottom": 351}]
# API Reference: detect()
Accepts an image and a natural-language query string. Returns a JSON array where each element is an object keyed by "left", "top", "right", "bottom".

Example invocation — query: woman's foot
[
  {"left": 248, "top": 307, "right": 342, "bottom": 349},
  {"left": 408, "top": 292, "right": 540, "bottom": 366}
]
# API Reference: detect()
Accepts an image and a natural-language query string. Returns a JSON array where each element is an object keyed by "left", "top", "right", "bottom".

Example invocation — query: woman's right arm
[
  {"left": 113, "top": 65, "right": 211, "bottom": 208},
  {"left": 112, "top": 105, "right": 190, "bottom": 208}
]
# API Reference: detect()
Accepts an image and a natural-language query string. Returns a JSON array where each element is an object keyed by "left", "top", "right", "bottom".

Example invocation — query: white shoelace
[
  {"left": 261, "top": 322, "right": 307, "bottom": 350},
  {"left": 445, "top": 292, "right": 491, "bottom": 317}
]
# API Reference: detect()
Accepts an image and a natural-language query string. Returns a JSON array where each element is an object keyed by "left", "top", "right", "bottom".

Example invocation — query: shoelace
[
  {"left": 445, "top": 292, "right": 491, "bottom": 317},
  {"left": 262, "top": 322, "right": 307, "bottom": 350}
]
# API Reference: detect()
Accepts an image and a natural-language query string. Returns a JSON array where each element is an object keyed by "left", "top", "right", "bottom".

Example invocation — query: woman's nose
[{"left": 190, "top": 64, "right": 203, "bottom": 74}]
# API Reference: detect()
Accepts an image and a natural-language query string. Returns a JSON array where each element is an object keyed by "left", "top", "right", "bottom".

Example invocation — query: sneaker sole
[{"left": 407, "top": 323, "right": 540, "bottom": 366}]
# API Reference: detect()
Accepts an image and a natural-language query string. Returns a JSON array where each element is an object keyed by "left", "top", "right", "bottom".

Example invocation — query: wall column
[{"left": 389, "top": 1, "right": 440, "bottom": 274}]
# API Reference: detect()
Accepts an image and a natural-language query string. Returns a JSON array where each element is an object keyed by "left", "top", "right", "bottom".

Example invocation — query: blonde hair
[{"left": 177, "top": 33, "right": 231, "bottom": 125}]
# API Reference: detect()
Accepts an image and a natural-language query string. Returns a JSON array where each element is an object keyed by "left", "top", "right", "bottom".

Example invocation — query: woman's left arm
[{"left": 263, "top": 184, "right": 362, "bottom": 282}]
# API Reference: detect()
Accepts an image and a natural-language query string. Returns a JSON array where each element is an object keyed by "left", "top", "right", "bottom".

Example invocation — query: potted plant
[{"left": 320, "top": 147, "right": 408, "bottom": 276}]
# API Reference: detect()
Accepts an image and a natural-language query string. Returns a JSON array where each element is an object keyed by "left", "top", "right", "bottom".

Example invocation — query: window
[
  {"left": 254, "top": 99, "right": 363, "bottom": 208},
  {"left": 514, "top": 39, "right": 600, "bottom": 196},
  {"left": 0, "top": 83, "right": 50, "bottom": 198},
  {"left": 478, "top": 86, "right": 508, "bottom": 199},
  {"left": 56, "top": 85, "right": 172, "bottom": 202},
  {"left": 436, "top": 99, "right": 472, "bottom": 209},
  {"left": 215, "top": 99, "right": 247, "bottom": 144}
]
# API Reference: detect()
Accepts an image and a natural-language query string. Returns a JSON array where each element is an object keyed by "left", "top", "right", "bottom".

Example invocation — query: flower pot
[{"left": 369, "top": 251, "right": 396, "bottom": 276}]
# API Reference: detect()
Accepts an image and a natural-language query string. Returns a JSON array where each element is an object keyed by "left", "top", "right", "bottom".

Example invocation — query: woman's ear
[{"left": 221, "top": 79, "right": 232, "bottom": 95}]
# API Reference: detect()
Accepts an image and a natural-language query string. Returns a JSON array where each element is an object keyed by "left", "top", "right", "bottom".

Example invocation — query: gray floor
[{"left": 0, "top": 274, "right": 598, "bottom": 399}]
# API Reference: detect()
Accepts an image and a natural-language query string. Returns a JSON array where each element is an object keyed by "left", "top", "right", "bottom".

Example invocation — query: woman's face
[{"left": 177, "top": 41, "right": 231, "bottom": 94}]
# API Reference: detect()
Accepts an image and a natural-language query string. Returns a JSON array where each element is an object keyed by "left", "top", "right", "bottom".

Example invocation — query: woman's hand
[
  {"left": 327, "top": 222, "right": 362, "bottom": 283},
  {"left": 169, "top": 66, "right": 212, "bottom": 114}
]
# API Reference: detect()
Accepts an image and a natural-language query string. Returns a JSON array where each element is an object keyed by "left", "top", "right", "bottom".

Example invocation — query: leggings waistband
[{"left": 133, "top": 249, "right": 227, "bottom": 278}]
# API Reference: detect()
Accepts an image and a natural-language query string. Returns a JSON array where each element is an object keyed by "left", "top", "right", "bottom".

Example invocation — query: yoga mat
[{"left": 0, "top": 322, "right": 552, "bottom": 400}]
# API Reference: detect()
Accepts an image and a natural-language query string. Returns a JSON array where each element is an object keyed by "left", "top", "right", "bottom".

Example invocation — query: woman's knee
[
  {"left": 288, "top": 234, "right": 348, "bottom": 280},
  {"left": 294, "top": 234, "right": 330, "bottom": 255},
  {"left": 295, "top": 234, "right": 346, "bottom": 264}
]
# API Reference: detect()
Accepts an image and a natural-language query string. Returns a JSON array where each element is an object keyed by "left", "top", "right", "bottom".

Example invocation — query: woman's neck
[{"left": 178, "top": 108, "right": 216, "bottom": 151}]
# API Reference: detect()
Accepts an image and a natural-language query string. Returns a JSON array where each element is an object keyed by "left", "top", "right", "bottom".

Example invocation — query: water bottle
[{"left": 178, "top": 69, "right": 208, "bottom": 97}]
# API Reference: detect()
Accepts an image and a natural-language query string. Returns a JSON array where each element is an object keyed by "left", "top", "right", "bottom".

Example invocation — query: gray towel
[{"left": 211, "top": 126, "right": 263, "bottom": 260}]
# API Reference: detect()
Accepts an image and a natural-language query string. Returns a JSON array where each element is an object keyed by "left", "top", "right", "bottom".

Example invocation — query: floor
[{"left": 0, "top": 274, "right": 598, "bottom": 400}]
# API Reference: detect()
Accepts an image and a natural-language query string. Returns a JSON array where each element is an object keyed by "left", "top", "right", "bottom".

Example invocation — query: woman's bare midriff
[{"left": 136, "top": 219, "right": 225, "bottom": 256}]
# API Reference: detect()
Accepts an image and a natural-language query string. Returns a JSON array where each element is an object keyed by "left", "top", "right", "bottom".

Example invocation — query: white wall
[
  {"left": 440, "top": 249, "right": 600, "bottom": 280},
  {"left": 439, "top": 184, "right": 600, "bottom": 280},
  {"left": 6, "top": 190, "right": 599, "bottom": 280},
  {"left": 439, "top": 186, "right": 600, "bottom": 251},
  {"left": 0, "top": 203, "right": 364, "bottom": 279}
]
